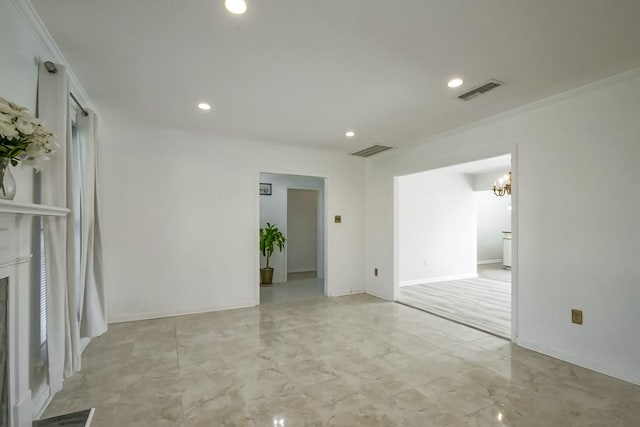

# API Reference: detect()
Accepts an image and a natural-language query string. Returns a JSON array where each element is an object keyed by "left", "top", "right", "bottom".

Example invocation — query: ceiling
[
  {"left": 452, "top": 155, "right": 511, "bottom": 176},
  {"left": 31, "top": 0, "right": 640, "bottom": 152},
  {"left": 403, "top": 154, "right": 511, "bottom": 179}
]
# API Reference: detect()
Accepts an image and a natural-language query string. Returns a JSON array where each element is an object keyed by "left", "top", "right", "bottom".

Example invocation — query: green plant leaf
[{"left": 259, "top": 223, "right": 286, "bottom": 269}]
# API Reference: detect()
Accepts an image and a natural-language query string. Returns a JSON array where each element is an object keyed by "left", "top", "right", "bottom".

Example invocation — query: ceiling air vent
[
  {"left": 350, "top": 145, "right": 393, "bottom": 157},
  {"left": 458, "top": 79, "right": 504, "bottom": 101}
]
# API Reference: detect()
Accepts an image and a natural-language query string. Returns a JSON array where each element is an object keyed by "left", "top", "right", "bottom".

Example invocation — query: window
[
  {"left": 35, "top": 117, "right": 81, "bottom": 346},
  {"left": 30, "top": 106, "right": 82, "bottom": 392},
  {"left": 71, "top": 119, "right": 83, "bottom": 321}
]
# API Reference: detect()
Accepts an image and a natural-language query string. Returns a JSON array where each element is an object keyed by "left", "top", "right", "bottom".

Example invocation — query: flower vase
[{"left": 0, "top": 158, "right": 16, "bottom": 200}]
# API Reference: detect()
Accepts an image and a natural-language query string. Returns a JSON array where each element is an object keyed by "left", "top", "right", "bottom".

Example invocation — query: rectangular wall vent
[
  {"left": 350, "top": 145, "right": 393, "bottom": 157},
  {"left": 458, "top": 79, "right": 504, "bottom": 101}
]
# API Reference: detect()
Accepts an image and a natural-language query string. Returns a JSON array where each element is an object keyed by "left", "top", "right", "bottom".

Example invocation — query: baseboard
[
  {"left": 517, "top": 338, "right": 640, "bottom": 386},
  {"left": 399, "top": 273, "right": 477, "bottom": 287},
  {"left": 32, "top": 384, "right": 51, "bottom": 419},
  {"left": 287, "top": 269, "right": 317, "bottom": 274},
  {"left": 108, "top": 300, "right": 257, "bottom": 324},
  {"left": 80, "top": 337, "right": 91, "bottom": 353},
  {"left": 477, "top": 259, "right": 502, "bottom": 265},
  {"left": 328, "top": 289, "right": 365, "bottom": 297},
  {"left": 15, "top": 390, "right": 33, "bottom": 427},
  {"left": 365, "top": 289, "right": 393, "bottom": 301}
]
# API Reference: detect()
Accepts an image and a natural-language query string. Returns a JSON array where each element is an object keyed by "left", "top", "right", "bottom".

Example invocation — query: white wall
[
  {"left": 366, "top": 69, "right": 640, "bottom": 385},
  {"left": 471, "top": 170, "right": 509, "bottom": 192},
  {"left": 0, "top": 0, "right": 44, "bottom": 203},
  {"left": 1, "top": 1, "right": 95, "bottom": 204},
  {"left": 398, "top": 170, "right": 477, "bottom": 285},
  {"left": 1, "top": 0, "right": 98, "bottom": 416},
  {"left": 476, "top": 191, "right": 511, "bottom": 262},
  {"left": 287, "top": 189, "right": 318, "bottom": 274},
  {"left": 259, "top": 174, "right": 324, "bottom": 283},
  {"left": 101, "top": 124, "right": 364, "bottom": 322}
]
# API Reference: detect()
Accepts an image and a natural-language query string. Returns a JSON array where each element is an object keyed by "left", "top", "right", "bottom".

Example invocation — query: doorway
[
  {"left": 259, "top": 173, "right": 326, "bottom": 304},
  {"left": 287, "top": 189, "right": 319, "bottom": 280},
  {"left": 395, "top": 155, "right": 514, "bottom": 339}
]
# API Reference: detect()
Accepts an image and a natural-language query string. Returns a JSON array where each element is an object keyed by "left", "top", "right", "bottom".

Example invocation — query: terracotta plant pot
[{"left": 260, "top": 268, "right": 274, "bottom": 286}]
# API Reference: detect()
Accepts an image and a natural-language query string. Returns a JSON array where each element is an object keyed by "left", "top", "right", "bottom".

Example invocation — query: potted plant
[{"left": 259, "top": 222, "right": 286, "bottom": 286}]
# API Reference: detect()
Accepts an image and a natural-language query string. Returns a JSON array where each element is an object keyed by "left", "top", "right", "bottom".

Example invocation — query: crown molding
[{"left": 10, "top": 0, "right": 97, "bottom": 113}]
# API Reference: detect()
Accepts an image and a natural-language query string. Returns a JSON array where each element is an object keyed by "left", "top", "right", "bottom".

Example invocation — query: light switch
[{"left": 334, "top": 215, "right": 342, "bottom": 223}]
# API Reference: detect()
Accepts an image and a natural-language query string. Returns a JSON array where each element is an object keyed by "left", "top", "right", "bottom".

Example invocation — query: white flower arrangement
[{"left": 0, "top": 96, "right": 58, "bottom": 171}]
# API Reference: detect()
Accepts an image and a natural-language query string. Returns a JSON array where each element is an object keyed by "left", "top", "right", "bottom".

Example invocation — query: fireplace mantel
[
  {"left": 0, "top": 200, "right": 70, "bottom": 217},
  {"left": 0, "top": 201, "right": 69, "bottom": 426}
]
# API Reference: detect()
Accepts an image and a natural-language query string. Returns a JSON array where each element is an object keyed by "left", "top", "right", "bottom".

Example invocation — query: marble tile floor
[
  {"left": 260, "top": 277, "right": 325, "bottom": 305},
  {"left": 42, "top": 294, "right": 640, "bottom": 426},
  {"left": 287, "top": 271, "right": 318, "bottom": 281}
]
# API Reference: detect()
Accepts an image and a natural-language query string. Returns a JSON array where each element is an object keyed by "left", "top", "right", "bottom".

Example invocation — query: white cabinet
[{"left": 503, "top": 231, "right": 512, "bottom": 268}]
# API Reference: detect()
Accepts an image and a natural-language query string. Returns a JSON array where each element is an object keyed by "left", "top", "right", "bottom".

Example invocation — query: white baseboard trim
[
  {"left": 328, "top": 289, "right": 365, "bottom": 297},
  {"left": 400, "top": 273, "right": 478, "bottom": 287},
  {"left": 16, "top": 390, "right": 32, "bottom": 426},
  {"left": 34, "top": 340, "right": 93, "bottom": 420},
  {"left": 478, "top": 259, "right": 502, "bottom": 265},
  {"left": 365, "top": 289, "right": 393, "bottom": 301},
  {"left": 32, "top": 384, "right": 51, "bottom": 419},
  {"left": 517, "top": 338, "right": 640, "bottom": 386},
  {"left": 108, "top": 300, "right": 257, "bottom": 324}
]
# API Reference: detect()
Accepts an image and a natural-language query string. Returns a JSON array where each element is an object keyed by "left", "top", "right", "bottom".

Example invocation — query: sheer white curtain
[
  {"left": 37, "top": 62, "right": 81, "bottom": 393},
  {"left": 76, "top": 111, "right": 107, "bottom": 339}
]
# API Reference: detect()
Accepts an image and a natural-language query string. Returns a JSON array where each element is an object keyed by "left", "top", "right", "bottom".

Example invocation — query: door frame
[
  {"left": 256, "top": 172, "right": 328, "bottom": 303},
  {"left": 286, "top": 188, "right": 322, "bottom": 282},
  {"left": 392, "top": 146, "right": 519, "bottom": 342}
]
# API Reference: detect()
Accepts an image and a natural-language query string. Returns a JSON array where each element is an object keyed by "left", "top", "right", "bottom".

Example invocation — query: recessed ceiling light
[
  {"left": 198, "top": 102, "right": 211, "bottom": 111},
  {"left": 225, "top": 0, "right": 247, "bottom": 14},
  {"left": 447, "top": 78, "right": 463, "bottom": 88},
  {"left": 345, "top": 131, "right": 355, "bottom": 137}
]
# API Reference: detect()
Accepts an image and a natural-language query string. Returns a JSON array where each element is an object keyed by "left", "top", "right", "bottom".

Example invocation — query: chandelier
[{"left": 493, "top": 171, "right": 511, "bottom": 196}]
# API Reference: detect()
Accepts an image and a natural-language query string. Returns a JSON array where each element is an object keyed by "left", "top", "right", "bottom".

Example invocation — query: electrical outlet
[
  {"left": 374, "top": 268, "right": 378, "bottom": 277},
  {"left": 571, "top": 309, "right": 583, "bottom": 325}
]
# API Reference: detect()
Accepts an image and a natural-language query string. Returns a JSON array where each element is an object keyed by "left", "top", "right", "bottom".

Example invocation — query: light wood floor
[{"left": 397, "top": 265, "right": 511, "bottom": 338}]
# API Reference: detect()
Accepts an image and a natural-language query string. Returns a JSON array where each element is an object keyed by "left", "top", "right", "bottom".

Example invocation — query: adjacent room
[
  {"left": 259, "top": 172, "right": 326, "bottom": 305},
  {"left": 396, "top": 155, "right": 513, "bottom": 338},
  {"left": 1, "top": 0, "right": 640, "bottom": 425}
]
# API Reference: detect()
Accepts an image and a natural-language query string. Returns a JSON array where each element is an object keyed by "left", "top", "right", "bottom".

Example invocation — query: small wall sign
[{"left": 259, "top": 183, "right": 272, "bottom": 195}]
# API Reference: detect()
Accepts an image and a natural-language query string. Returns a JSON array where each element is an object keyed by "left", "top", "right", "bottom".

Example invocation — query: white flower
[
  {"left": 0, "top": 121, "right": 18, "bottom": 139},
  {"left": 0, "top": 96, "right": 56, "bottom": 170},
  {"left": 6, "top": 100, "right": 26, "bottom": 112},
  {"left": 15, "top": 118, "right": 36, "bottom": 135},
  {"left": 0, "top": 99, "right": 33, "bottom": 120},
  {"left": 0, "top": 103, "right": 16, "bottom": 116}
]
